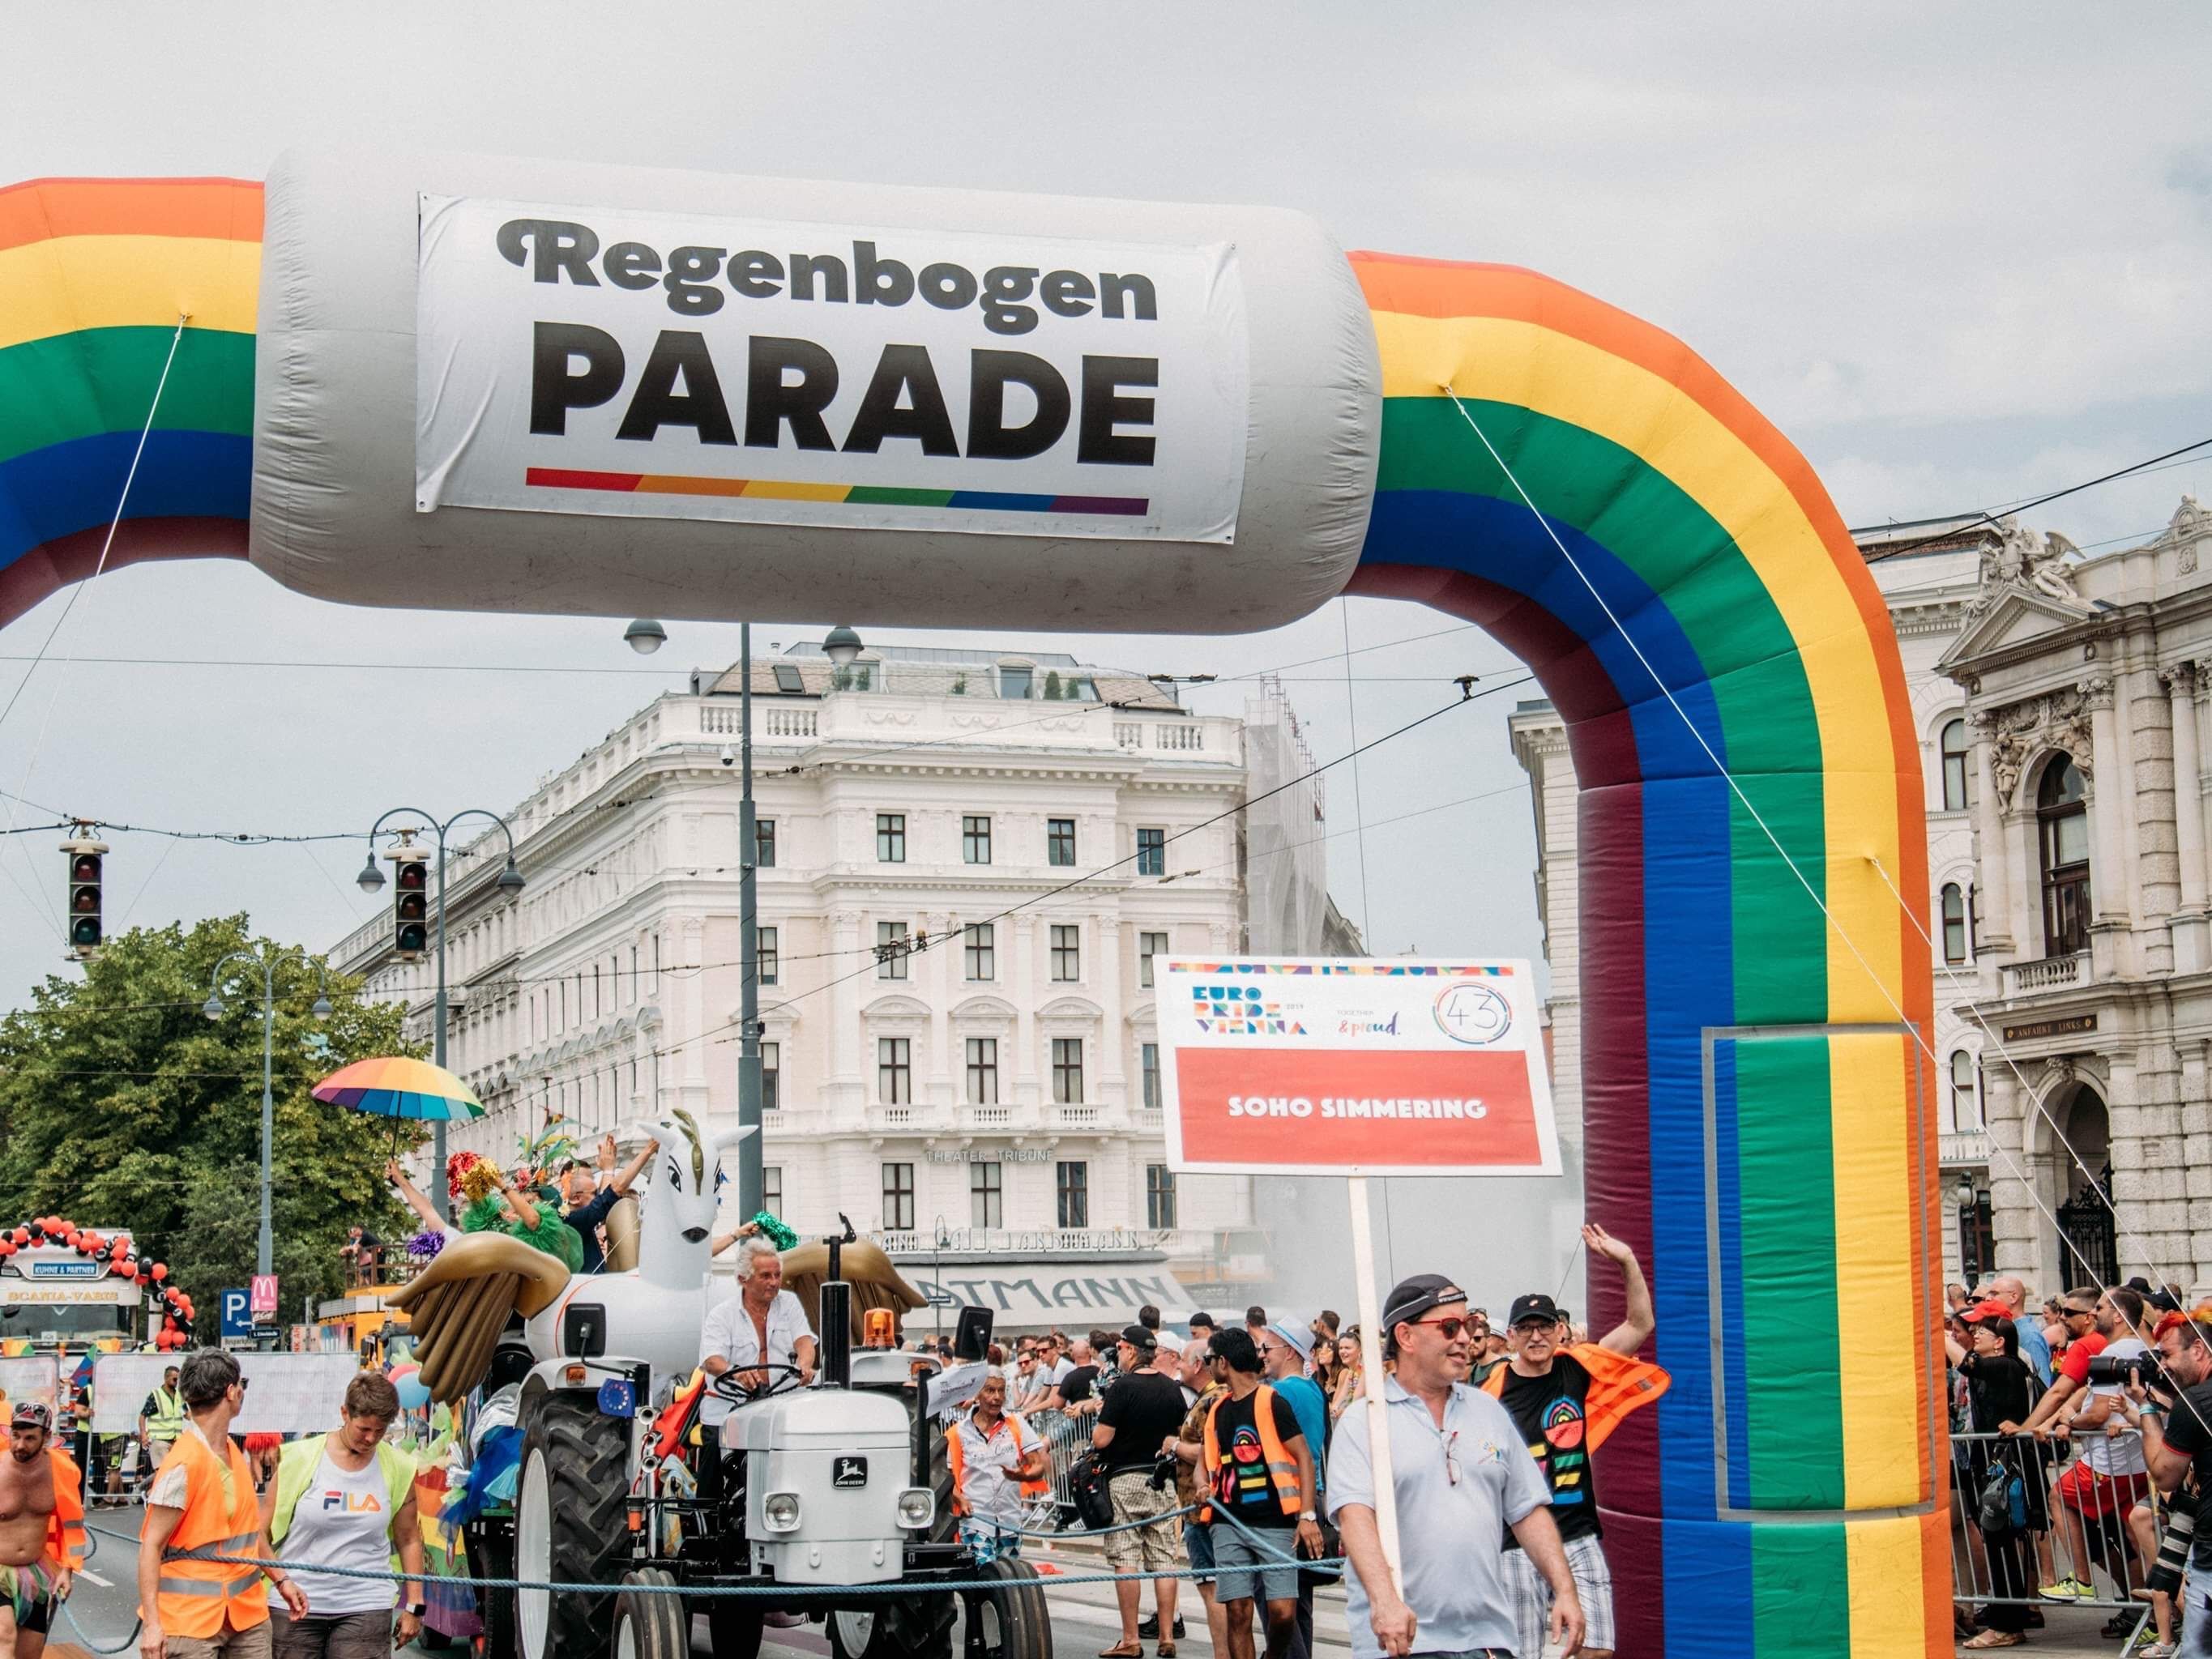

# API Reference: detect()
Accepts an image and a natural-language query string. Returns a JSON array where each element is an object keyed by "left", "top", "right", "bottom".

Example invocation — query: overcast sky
[{"left": 3, "top": 2, "right": 2208, "bottom": 1031}]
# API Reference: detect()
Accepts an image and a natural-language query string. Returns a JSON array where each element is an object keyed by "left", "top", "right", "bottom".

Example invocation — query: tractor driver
[{"left": 699, "top": 1236, "right": 819, "bottom": 1427}]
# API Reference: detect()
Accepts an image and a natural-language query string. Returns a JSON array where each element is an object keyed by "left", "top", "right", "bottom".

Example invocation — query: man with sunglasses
[
  {"left": 1328, "top": 1273, "right": 1579, "bottom": 1659},
  {"left": 1480, "top": 1224, "right": 1665, "bottom": 1659}
]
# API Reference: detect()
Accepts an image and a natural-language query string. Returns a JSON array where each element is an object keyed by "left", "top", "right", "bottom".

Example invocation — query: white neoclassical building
[
  {"left": 330, "top": 640, "right": 1356, "bottom": 1316},
  {"left": 1511, "top": 520, "right": 1996, "bottom": 1282}
]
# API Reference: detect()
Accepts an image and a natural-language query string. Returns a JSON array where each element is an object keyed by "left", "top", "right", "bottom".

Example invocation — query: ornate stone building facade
[{"left": 1943, "top": 497, "right": 2212, "bottom": 1297}]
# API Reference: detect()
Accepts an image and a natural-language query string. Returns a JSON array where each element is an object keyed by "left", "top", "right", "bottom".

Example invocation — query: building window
[
  {"left": 963, "top": 816, "right": 993, "bottom": 864},
  {"left": 877, "top": 812, "right": 906, "bottom": 863},
  {"left": 1142, "top": 1043, "right": 1160, "bottom": 1111},
  {"left": 964, "top": 922, "right": 996, "bottom": 981},
  {"left": 1137, "top": 827, "right": 1166, "bottom": 876},
  {"left": 882, "top": 1162, "right": 915, "bottom": 1232},
  {"left": 1053, "top": 1037, "right": 1085, "bottom": 1103},
  {"left": 1940, "top": 721, "right": 1970, "bottom": 813},
  {"left": 1051, "top": 924, "right": 1080, "bottom": 981},
  {"left": 878, "top": 1037, "right": 912, "bottom": 1104},
  {"left": 1940, "top": 885, "right": 1967, "bottom": 965},
  {"left": 2039, "top": 757, "right": 2091, "bottom": 955},
  {"left": 966, "top": 1037, "right": 1000, "bottom": 1104},
  {"left": 1146, "top": 1164, "right": 1177, "bottom": 1230},
  {"left": 763, "top": 1165, "right": 783, "bottom": 1216},
  {"left": 878, "top": 920, "right": 910, "bottom": 980},
  {"left": 757, "top": 925, "right": 779, "bottom": 984},
  {"left": 755, "top": 818, "right": 777, "bottom": 868},
  {"left": 761, "top": 1040, "right": 779, "bottom": 1112},
  {"left": 1949, "top": 1050, "right": 1977, "bottom": 1132},
  {"left": 773, "top": 663, "right": 805, "bottom": 693},
  {"left": 1048, "top": 818, "right": 1076, "bottom": 866},
  {"left": 971, "top": 1161, "right": 1002, "bottom": 1228},
  {"left": 1000, "top": 666, "right": 1033, "bottom": 700},
  {"left": 1056, "top": 1161, "right": 1089, "bottom": 1228},
  {"left": 1140, "top": 931, "right": 1168, "bottom": 989}
]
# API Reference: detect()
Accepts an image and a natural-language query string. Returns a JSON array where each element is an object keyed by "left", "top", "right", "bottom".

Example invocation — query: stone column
[
  {"left": 828, "top": 910, "right": 862, "bottom": 1112},
  {"left": 1984, "top": 1067, "right": 2038, "bottom": 1279},
  {"left": 925, "top": 911, "right": 954, "bottom": 1104},
  {"left": 2083, "top": 679, "right": 2127, "bottom": 968},
  {"left": 1968, "top": 710, "right": 2013, "bottom": 957},
  {"left": 1014, "top": 914, "right": 1042, "bottom": 1104},
  {"left": 2169, "top": 667, "right": 2210, "bottom": 971},
  {"left": 1096, "top": 913, "right": 1125, "bottom": 1107}
]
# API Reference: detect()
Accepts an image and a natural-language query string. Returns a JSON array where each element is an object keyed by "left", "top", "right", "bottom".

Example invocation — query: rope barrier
[{"left": 80, "top": 1513, "right": 1345, "bottom": 1602}]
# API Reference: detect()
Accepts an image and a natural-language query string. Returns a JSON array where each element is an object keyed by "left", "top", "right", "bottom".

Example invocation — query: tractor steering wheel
[{"left": 711, "top": 1361, "right": 810, "bottom": 1401}]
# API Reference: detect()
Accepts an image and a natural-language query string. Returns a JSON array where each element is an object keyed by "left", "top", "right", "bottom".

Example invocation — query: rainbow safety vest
[{"left": 1199, "top": 1383, "right": 1304, "bottom": 1523}]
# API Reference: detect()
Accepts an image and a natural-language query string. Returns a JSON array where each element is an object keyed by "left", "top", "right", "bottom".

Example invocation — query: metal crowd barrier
[
  {"left": 1948, "top": 1430, "right": 2159, "bottom": 1639},
  {"left": 1019, "top": 1404, "right": 1090, "bottom": 1530}
]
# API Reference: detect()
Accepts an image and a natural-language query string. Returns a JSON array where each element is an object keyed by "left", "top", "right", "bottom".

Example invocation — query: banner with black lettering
[{"left": 416, "top": 194, "right": 1249, "bottom": 542}]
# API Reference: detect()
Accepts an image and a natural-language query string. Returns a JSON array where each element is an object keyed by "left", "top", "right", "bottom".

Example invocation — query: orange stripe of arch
[
  {"left": 0, "top": 177, "right": 263, "bottom": 254},
  {"left": 1350, "top": 249, "right": 1930, "bottom": 1027}
]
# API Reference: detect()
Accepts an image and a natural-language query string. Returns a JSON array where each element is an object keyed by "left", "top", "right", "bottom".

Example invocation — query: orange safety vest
[
  {"left": 1478, "top": 1343, "right": 1672, "bottom": 1455},
  {"left": 45, "top": 1448, "right": 85, "bottom": 1570},
  {"left": 1198, "top": 1383, "right": 1303, "bottom": 1523},
  {"left": 150, "top": 1428, "right": 269, "bottom": 1639},
  {"left": 945, "top": 1413, "right": 1051, "bottom": 1516}
]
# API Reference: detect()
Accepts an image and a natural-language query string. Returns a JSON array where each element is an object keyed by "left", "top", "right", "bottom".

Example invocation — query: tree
[
  {"left": 0, "top": 915, "right": 424, "bottom": 1324},
  {"left": 1043, "top": 670, "right": 1063, "bottom": 700}
]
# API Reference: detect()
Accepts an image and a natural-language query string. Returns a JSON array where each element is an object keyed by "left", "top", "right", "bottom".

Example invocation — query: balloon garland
[{"left": 0, "top": 1214, "right": 194, "bottom": 1349}]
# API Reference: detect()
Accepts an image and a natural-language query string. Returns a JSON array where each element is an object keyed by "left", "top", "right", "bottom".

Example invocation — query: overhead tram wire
[
  {"left": 1441, "top": 385, "right": 2212, "bottom": 1442},
  {"left": 1856, "top": 435, "right": 2212, "bottom": 561}
]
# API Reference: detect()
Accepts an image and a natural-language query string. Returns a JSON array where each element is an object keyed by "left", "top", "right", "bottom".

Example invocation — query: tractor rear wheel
[{"left": 515, "top": 1389, "right": 630, "bottom": 1659}]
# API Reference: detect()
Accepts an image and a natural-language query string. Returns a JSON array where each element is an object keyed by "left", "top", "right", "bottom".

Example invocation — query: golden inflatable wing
[
  {"left": 386, "top": 1233, "right": 570, "bottom": 1404},
  {"left": 780, "top": 1239, "right": 928, "bottom": 1342}
]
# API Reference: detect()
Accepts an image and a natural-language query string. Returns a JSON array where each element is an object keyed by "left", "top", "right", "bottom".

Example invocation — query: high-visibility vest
[
  {"left": 45, "top": 1448, "right": 85, "bottom": 1570},
  {"left": 269, "top": 1435, "right": 416, "bottom": 1570},
  {"left": 1199, "top": 1383, "right": 1303, "bottom": 1523},
  {"left": 150, "top": 1429, "right": 269, "bottom": 1638},
  {"left": 144, "top": 1386, "right": 186, "bottom": 1442},
  {"left": 946, "top": 1413, "right": 1050, "bottom": 1516}
]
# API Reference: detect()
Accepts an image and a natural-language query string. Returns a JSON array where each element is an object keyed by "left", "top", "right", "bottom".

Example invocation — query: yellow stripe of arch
[
  {"left": 1370, "top": 308, "right": 1920, "bottom": 1506},
  {"left": 0, "top": 233, "right": 258, "bottom": 351},
  {"left": 1845, "top": 1512, "right": 1935, "bottom": 1659}
]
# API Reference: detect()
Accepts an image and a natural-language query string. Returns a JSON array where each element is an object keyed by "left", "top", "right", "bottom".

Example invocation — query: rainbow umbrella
[{"left": 315, "top": 1057, "right": 485, "bottom": 1150}]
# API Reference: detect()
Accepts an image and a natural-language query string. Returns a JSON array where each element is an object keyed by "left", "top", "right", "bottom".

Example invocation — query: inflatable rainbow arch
[{"left": 1, "top": 176, "right": 1941, "bottom": 1657}]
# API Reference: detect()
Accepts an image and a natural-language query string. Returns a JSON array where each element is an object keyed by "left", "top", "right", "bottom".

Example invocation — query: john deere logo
[{"left": 833, "top": 1456, "right": 868, "bottom": 1487}]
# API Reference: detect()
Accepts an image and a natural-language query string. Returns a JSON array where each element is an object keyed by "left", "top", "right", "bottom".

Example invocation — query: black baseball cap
[
  {"left": 1119, "top": 1324, "right": 1157, "bottom": 1352},
  {"left": 1508, "top": 1293, "right": 1561, "bottom": 1329},
  {"left": 1381, "top": 1274, "right": 1468, "bottom": 1333}
]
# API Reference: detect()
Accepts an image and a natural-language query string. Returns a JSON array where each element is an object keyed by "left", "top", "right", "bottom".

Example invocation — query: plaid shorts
[
  {"left": 1103, "top": 1470, "right": 1181, "bottom": 1572},
  {"left": 1504, "top": 1532, "right": 1615, "bottom": 1656}
]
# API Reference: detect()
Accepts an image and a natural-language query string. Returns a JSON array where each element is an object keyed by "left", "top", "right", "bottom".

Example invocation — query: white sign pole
[{"left": 1346, "top": 1174, "right": 1403, "bottom": 1591}]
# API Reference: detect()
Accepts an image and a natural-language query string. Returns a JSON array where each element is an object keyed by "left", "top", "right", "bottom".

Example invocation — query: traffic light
[
  {"left": 61, "top": 832, "right": 108, "bottom": 958},
  {"left": 394, "top": 855, "right": 429, "bottom": 959}
]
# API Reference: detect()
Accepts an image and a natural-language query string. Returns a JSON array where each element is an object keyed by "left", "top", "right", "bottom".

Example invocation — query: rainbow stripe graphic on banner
[
  {"left": 0, "top": 177, "right": 260, "bottom": 622},
  {"left": 1349, "top": 254, "right": 1940, "bottom": 1659},
  {"left": 526, "top": 466, "right": 1147, "bottom": 516}
]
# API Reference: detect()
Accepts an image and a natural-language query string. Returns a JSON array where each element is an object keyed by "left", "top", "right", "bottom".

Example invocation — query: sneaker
[
  {"left": 1134, "top": 1618, "right": 1186, "bottom": 1640},
  {"left": 2042, "top": 1576, "right": 2096, "bottom": 1601}
]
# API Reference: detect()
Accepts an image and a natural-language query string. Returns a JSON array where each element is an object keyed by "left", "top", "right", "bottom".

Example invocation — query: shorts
[
  {"left": 2057, "top": 1459, "right": 2150, "bottom": 1521},
  {"left": 957, "top": 1518, "right": 1024, "bottom": 1564},
  {"left": 1103, "top": 1470, "right": 1180, "bottom": 1572},
  {"left": 1185, "top": 1519, "right": 1216, "bottom": 1583},
  {"left": 0, "top": 1558, "right": 58, "bottom": 1631},
  {"left": 271, "top": 1606, "right": 395, "bottom": 1659},
  {"left": 1505, "top": 1533, "right": 1616, "bottom": 1656},
  {"left": 1211, "top": 1525, "right": 1300, "bottom": 1606},
  {"left": 164, "top": 1620, "right": 274, "bottom": 1659}
]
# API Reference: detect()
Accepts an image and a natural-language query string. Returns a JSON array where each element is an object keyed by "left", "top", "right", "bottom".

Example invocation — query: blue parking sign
[{"left": 220, "top": 1288, "right": 252, "bottom": 1341}]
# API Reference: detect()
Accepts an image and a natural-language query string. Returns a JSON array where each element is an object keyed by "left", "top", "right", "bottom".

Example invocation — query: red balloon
[
  {"left": 109, "top": 1239, "right": 127, "bottom": 1260},
  {"left": 10, "top": 1227, "right": 25, "bottom": 1245},
  {"left": 150, "top": 1262, "right": 168, "bottom": 1282}
]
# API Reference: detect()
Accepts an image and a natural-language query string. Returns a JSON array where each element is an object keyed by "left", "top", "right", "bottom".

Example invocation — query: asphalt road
[{"left": 58, "top": 1508, "right": 1363, "bottom": 1659}]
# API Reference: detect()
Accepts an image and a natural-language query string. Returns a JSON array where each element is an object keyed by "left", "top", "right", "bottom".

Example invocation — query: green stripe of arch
[
  {"left": 0, "top": 325, "right": 254, "bottom": 467},
  {"left": 1375, "top": 394, "right": 1843, "bottom": 1502}
]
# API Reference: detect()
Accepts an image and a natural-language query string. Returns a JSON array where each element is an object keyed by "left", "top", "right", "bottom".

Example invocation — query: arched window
[
  {"left": 1949, "top": 1051, "right": 1978, "bottom": 1131},
  {"left": 1941, "top": 884, "right": 1968, "bottom": 964},
  {"left": 1941, "top": 719, "right": 1971, "bottom": 812},
  {"left": 2039, "top": 757, "right": 2091, "bottom": 955}
]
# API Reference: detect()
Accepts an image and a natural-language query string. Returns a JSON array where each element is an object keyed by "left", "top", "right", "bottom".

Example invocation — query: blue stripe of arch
[{"left": 0, "top": 430, "right": 250, "bottom": 569}]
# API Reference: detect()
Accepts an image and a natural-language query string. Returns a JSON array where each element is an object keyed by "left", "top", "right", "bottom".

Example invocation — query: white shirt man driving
[{"left": 699, "top": 1238, "right": 818, "bottom": 1427}]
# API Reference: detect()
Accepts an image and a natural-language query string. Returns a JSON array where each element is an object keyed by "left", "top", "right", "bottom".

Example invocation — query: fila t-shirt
[
  {"left": 283, "top": 1449, "right": 396, "bottom": 1614},
  {"left": 1496, "top": 1354, "right": 1602, "bottom": 1545}
]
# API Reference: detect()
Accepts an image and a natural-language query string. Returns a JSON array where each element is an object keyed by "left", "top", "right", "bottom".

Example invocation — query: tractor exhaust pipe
[{"left": 819, "top": 1280, "right": 852, "bottom": 1388}]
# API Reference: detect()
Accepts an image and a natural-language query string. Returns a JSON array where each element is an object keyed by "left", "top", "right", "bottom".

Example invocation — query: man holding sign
[{"left": 1326, "top": 1275, "right": 1582, "bottom": 1659}]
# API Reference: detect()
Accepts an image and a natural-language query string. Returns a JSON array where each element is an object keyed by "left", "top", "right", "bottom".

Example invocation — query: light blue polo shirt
[{"left": 1325, "top": 1374, "right": 1551, "bottom": 1659}]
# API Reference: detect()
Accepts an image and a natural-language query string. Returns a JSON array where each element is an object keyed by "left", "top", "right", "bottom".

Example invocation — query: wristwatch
[
  {"left": 405, "top": 1602, "right": 428, "bottom": 1618},
  {"left": 1300, "top": 1509, "right": 1318, "bottom": 1521}
]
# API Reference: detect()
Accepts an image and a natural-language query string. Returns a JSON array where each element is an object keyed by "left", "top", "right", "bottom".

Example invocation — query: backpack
[
  {"left": 1976, "top": 1456, "right": 2027, "bottom": 1536},
  {"left": 1066, "top": 1448, "right": 1116, "bottom": 1531}
]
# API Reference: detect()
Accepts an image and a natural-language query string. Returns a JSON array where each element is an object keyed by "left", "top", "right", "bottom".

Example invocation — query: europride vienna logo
[
  {"left": 1189, "top": 983, "right": 1309, "bottom": 1035},
  {"left": 1433, "top": 981, "right": 1513, "bottom": 1046}
]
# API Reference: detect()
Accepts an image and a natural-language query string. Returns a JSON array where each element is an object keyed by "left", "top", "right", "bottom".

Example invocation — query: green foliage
[
  {"left": 0, "top": 915, "right": 425, "bottom": 1325},
  {"left": 1043, "top": 670, "right": 1063, "bottom": 700}
]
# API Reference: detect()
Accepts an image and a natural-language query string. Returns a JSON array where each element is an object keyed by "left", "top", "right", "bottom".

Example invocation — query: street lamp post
[
  {"left": 204, "top": 947, "right": 332, "bottom": 1279},
  {"left": 357, "top": 808, "right": 525, "bottom": 1196},
  {"left": 1955, "top": 1173, "right": 1981, "bottom": 1286}
]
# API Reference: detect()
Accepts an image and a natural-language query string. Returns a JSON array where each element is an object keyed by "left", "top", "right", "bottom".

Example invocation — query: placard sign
[
  {"left": 1159, "top": 957, "right": 1559, "bottom": 1177},
  {"left": 417, "top": 194, "right": 1249, "bottom": 544},
  {"left": 92, "top": 1354, "right": 362, "bottom": 1435}
]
